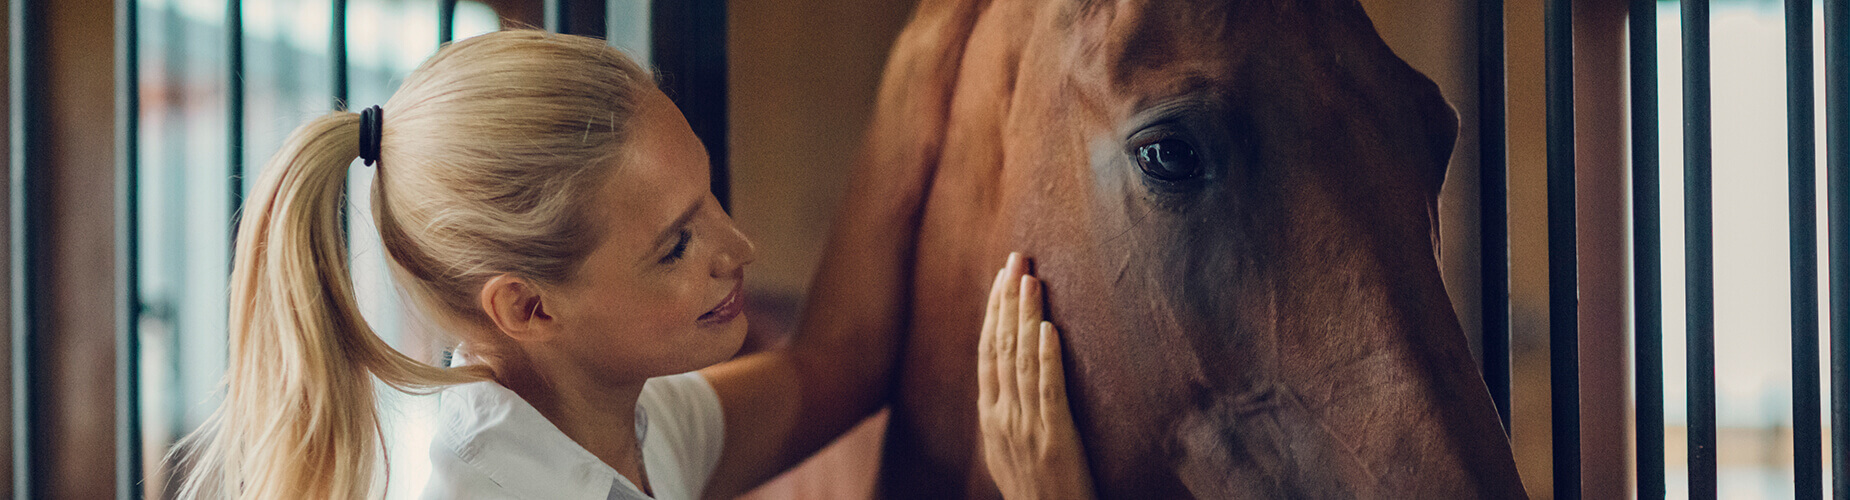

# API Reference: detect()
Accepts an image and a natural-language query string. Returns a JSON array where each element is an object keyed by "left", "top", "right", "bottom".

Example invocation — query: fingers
[
  {"left": 1016, "top": 275, "right": 1043, "bottom": 419},
  {"left": 979, "top": 265, "right": 1008, "bottom": 410},
  {"left": 978, "top": 252, "right": 1098, "bottom": 500},
  {"left": 995, "top": 253, "right": 1025, "bottom": 411},
  {"left": 1038, "top": 321, "right": 1071, "bottom": 427}
]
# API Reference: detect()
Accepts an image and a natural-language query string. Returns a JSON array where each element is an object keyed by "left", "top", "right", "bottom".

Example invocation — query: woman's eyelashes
[{"left": 662, "top": 229, "right": 692, "bottom": 264}]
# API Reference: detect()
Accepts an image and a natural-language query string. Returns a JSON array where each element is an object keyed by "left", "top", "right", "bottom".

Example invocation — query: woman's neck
[{"left": 492, "top": 356, "right": 653, "bottom": 495}]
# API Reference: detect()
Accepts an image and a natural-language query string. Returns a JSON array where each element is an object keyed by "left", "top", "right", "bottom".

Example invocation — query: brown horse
[{"left": 839, "top": 0, "right": 1526, "bottom": 497}]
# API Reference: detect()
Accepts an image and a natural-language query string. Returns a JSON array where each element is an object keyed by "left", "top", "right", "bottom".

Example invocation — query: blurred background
[{"left": 1, "top": 0, "right": 1837, "bottom": 498}]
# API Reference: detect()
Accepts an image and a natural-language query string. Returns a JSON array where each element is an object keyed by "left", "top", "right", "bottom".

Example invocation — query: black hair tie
[{"left": 358, "top": 105, "right": 383, "bottom": 166}]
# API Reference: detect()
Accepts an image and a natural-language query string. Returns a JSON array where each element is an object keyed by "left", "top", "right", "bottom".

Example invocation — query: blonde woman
[{"left": 174, "top": 30, "right": 1092, "bottom": 499}]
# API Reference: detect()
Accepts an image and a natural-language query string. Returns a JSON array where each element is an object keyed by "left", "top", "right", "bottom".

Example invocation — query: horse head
[{"left": 867, "top": 0, "right": 1526, "bottom": 497}]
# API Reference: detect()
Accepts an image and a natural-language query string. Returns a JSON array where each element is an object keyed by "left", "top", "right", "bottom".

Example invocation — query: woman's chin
[
  {"left": 719, "top": 314, "right": 749, "bottom": 355},
  {"left": 692, "top": 313, "right": 750, "bottom": 369}
]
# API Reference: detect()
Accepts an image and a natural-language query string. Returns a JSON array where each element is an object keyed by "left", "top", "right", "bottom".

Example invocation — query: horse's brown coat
[{"left": 852, "top": 0, "right": 1527, "bottom": 497}]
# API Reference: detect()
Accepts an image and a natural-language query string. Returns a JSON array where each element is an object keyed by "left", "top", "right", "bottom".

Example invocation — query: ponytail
[
  {"left": 174, "top": 112, "right": 488, "bottom": 499},
  {"left": 170, "top": 29, "right": 654, "bottom": 498}
]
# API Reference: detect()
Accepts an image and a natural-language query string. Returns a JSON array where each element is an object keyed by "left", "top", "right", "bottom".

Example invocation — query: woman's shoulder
[
  {"left": 640, "top": 371, "right": 719, "bottom": 412},
  {"left": 638, "top": 371, "right": 725, "bottom": 454},
  {"left": 637, "top": 371, "right": 727, "bottom": 500}
]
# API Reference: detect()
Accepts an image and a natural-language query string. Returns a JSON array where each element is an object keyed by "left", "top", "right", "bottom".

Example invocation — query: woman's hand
[{"left": 979, "top": 253, "right": 1096, "bottom": 500}]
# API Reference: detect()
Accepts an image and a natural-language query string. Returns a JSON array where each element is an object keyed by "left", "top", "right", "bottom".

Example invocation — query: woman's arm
[
  {"left": 978, "top": 259, "right": 1096, "bottom": 500},
  {"left": 696, "top": 148, "right": 931, "bottom": 498},
  {"left": 695, "top": 5, "right": 985, "bottom": 496}
]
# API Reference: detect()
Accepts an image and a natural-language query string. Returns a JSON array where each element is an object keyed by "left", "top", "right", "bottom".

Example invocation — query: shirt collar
[{"left": 436, "top": 381, "right": 649, "bottom": 499}]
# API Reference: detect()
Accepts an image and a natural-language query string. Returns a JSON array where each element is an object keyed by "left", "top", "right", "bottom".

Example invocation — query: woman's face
[{"left": 545, "top": 88, "right": 757, "bottom": 382}]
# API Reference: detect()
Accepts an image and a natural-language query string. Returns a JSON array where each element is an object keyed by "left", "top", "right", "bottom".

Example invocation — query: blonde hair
[{"left": 173, "top": 31, "right": 654, "bottom": 499}]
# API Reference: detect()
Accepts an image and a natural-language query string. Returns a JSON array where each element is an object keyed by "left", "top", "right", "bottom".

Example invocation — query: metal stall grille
[{"left": 1472, "top": 0, "right": 1848, "bottom": 498}]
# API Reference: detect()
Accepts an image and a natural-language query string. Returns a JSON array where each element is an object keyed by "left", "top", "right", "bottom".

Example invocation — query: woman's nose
[{"left": 712, "top": 219, "right": 758, "bottom": 276}]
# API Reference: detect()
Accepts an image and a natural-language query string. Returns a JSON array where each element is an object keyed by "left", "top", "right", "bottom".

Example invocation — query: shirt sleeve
[{"left": 637, "top": 371, "right": 727, "bottom": 500}]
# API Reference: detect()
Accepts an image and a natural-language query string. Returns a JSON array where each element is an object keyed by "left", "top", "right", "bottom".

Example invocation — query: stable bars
[
  {"left": 1786, "top": 0, "right": 1821, "bottom": 498},
  {"left": 1683, "top": 0, "right": 1719, "bottom": 497},
  {"left": 1545, "top": 0, "right": 1581, "bottom": 498},
  {"left": 1629, "top": 0, "right": 1666, "bottom": 498},
  {"left": 1826, "top": 0, "right": 1847, "bottom": 493},
  {"left": 1480, "top": 0, "right": 1513, "bottom": 436}
]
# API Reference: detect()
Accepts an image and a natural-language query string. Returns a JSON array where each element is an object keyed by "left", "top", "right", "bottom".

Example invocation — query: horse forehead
[{"left": 1043, "top": 0, "right": 1399, "bottom": 103}]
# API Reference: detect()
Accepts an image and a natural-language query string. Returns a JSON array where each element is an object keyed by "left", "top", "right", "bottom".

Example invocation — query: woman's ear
[{"left": 479, "top": 274, "right": 556, "bottom": 342}]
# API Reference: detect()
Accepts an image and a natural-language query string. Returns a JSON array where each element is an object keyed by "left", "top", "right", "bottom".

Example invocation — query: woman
[{"left": 175, "top": 30, "right": 1090, "bottom": 499}]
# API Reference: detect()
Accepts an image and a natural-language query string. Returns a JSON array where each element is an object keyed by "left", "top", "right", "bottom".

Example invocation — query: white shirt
[{"left": 420, "top": 372, "right": 726, "bottom": 500}]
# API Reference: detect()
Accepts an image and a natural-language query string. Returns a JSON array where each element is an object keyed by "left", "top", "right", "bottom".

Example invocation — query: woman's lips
[{"left": 698, "top": 280, "right": 745, "bottom": 325}]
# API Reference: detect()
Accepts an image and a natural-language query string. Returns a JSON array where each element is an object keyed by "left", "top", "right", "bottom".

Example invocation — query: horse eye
[{"left": 1134, "top": 138, "right": 1201, "bottom": 181}]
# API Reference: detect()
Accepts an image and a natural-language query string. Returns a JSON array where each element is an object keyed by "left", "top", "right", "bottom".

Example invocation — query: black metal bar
[
  {"left": 228, "top": 0, "right": 244, "bottom": 241},
  {"left": 115, "top": 0, "right": 141, "bottom": 496},
  {"left": 1825, "top": 0, "right": 1849, "bottom": 494},
  {"left": 439, "top": 0, "right": 457, "bottom": 45},
  {"left": 333, "top": 0, "right": 348, "bottom": 109},
  {"left": 1478, "top": 0, "right": 1511, "bottom": 435},
  {"left": 1628, "top": 1, "right": 1664, "bottom": 498},
  {"left": 8, "top": 0, "right": 40, "bottom": 495},
  {"left": 546, "top": 0, "right": 570, "bottom": 34},
  {"left": 1786, "top": 0, "right": 1821, "bottom": 498},
  {"left": 652, "top": 0, "right": 728, "bottom": 211},
  {"left": 545, "top": 0, "right": 604, "bottom": 39},
  {"left": 332, "top": 0, "right": 349, "bottom": 237},
  {"left": 1682, "top": 0, "right": 1717, "bottom": 497},
  {"left": 1544, "top": 0, "right": 1579, "bottom": 497}
]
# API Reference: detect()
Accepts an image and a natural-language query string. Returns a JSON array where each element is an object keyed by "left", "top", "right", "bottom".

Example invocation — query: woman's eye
[
  {"left": 1134, "top": 138, "right": 1201, "bottom": 182},
  {"left": 662, "top": 230, "right": 691, "bottom": 264}
]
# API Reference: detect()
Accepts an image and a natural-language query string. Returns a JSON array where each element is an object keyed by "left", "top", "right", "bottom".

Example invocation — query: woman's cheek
[
  {"left": 674, "top": 266, "right": 712, "bottom": 316},
  {"left": 645, "top": 281, "right": 704, "bottom": 325}
]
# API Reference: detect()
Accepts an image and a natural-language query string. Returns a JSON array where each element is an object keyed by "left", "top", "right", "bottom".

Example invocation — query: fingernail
[{"left": 1007, "top": 252, "right": 1022, "bottom": 271}]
